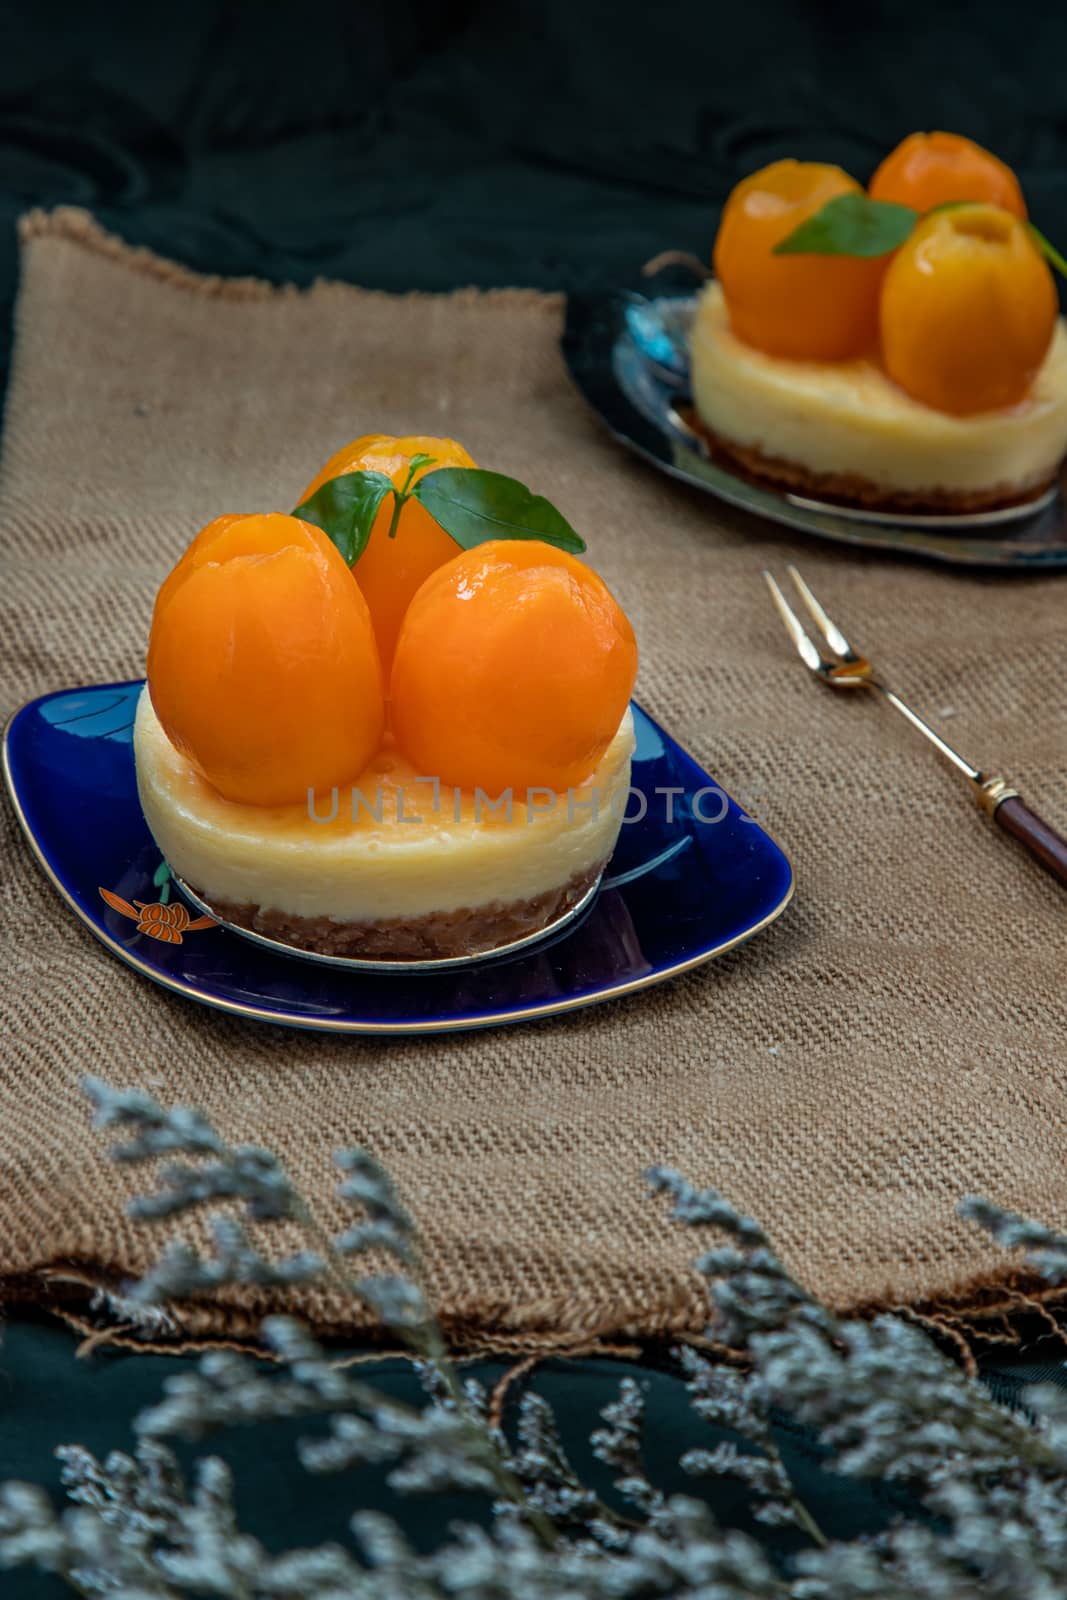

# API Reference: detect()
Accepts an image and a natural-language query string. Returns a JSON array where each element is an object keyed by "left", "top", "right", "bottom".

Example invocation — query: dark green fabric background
[
  {"left": 0, "top": 1319, "right": 1062, "bottom": 1597},
  {"left": 3, "top": 1, "right": 1067, "bottom": 1589},
  {"left": 2, "top": 0, "right": 1067, "bottom": 388}
]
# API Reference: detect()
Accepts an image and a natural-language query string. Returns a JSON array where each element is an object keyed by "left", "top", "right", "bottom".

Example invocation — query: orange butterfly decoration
[{"left": 99, "top": 890, "right": 216, "bottom": 945}]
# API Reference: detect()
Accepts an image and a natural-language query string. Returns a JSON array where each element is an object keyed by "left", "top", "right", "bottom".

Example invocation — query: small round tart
[
  {"left": 689, "top": 281, "right": 1067, "bottom": 512},
  {"left": 134, "top": 689, "right": 634, "bottom": 962}
]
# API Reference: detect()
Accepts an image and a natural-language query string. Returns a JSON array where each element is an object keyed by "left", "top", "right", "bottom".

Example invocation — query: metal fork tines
[{"left": 762, "top": 565, "right": 1067, "bottom": 888}]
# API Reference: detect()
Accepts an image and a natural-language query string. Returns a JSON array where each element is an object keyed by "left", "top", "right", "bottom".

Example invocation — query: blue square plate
[{"left": 3, "top": 682, "right": 794, "bottom": 1034}]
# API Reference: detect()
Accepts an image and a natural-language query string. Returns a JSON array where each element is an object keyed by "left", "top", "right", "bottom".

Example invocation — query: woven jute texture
[{"left": 3, "top": 207, "right": 1067, "bottom": 1354}]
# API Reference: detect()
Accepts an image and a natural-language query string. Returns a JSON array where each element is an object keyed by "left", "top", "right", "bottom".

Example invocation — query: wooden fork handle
[{"left": 992, "top": 794, "right": 1067, "bottom": 888}]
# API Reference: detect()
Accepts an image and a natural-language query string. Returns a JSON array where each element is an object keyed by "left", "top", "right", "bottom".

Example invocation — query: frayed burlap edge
[
  {"left": 16, "top": 207, "right": 563, "bottom": 312},
  {"left": 865, "top": 1272, "right": 1067, "bottom": 1374},
  {"left": 5, "top": 1257, "right": 1067, "bottom": 1371},
  {"left": 5, "top": 1257, "right": 711, "bottom": 1357}
]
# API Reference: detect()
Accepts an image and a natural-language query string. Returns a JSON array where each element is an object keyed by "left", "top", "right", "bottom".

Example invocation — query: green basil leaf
[
  {"left": 412, "top": 468, "right": 586, "bottom": 554},
  {"left": 773, "top": 193, "right": 918, "bottom": 258},
  {"left": 1030, "top": 223, "right": 1067, "bottom": 282},
  {"left": 406, "top": 452, "right": 437, "bottom": 474},
  {"left": 293, "top": 471, "right": 395, "bottom": 564}
]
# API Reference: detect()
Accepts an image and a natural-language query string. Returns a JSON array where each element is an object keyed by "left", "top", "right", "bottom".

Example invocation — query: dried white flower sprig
[{"left": 0, "top": 1079, "right": 1065, "bottom": 1596}]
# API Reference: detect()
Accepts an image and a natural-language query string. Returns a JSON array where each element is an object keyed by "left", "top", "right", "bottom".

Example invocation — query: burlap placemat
[{"left": 2, "top": 207, "right": 1067, "bottom": 1355}]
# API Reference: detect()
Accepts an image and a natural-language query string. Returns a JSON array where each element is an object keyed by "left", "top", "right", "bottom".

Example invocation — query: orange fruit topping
[
  {"left": 870, "top": 131, "right": 1026, "bottom": 219},
  {"left": 390, "top": 541, "right": 637, "bottom": 795},
  {"left": 880, "top": 204, "right": 1056, "bottom": 414},
  {"left": 297, "top": 434, "right": 476, "bottom": 671},
  {"left": 713, "top": 160, "right": 886, "bottom": 359},
  {"left": 148, "top": 512, "right": 384, "bottom": 805},
  {"left": 153, "top": 512, "right": 289, "bottom": 627}
]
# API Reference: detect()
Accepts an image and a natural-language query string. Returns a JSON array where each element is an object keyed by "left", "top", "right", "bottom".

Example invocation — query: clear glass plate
[{"left": 563, "top": 289, "right": 1067, "bottom": 569}]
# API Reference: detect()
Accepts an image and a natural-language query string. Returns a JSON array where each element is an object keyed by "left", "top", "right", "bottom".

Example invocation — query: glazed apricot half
[
  {"left": 153, "top": 512, "right": 289, "bottom": 626},
  {"left": 390, "top": 540, "right": 637, "bottom": 795},
  {"left": 870, "top": 131, "right": 1026, "bottom": 219},
  {"left": 148, "top": 512, "right": 384, "bottom": 805},
  {"left": 714, "top": 159, "right": 886, "bottom": 360},
  {"left": 298, "top": 433, "right": 476, "bottom": 671},
  {"left": 880, "top": 203, "right": 1057, "bottom": 414}
]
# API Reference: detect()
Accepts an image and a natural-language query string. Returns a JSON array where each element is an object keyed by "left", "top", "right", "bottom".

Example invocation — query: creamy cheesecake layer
[
  {"left": 134, "top": 689, "right": 634, "bottom": 923},
  {"left": 690, "top": 281, "right": 1067, "bottom": 498}
]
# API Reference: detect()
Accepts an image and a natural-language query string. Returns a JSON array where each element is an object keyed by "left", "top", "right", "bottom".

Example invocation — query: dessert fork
[{"left": 764, "top": 565, "right": 1067, "bottom": 888}]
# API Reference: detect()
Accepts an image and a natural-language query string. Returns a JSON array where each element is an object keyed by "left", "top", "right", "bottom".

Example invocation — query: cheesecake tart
[
  {"left": 137, "top": 447, "right": 639, "bottom": 964},
  {"left": 690, "top": 280, "right": 1067, "bottom": 513},
  {"left": 135, "top": 691, "right": 634, "bottom": 962},
  {"left": 694, "top": 135, "right": 1067, "bottom": 515}
]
